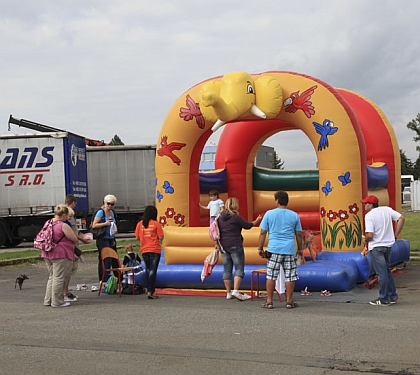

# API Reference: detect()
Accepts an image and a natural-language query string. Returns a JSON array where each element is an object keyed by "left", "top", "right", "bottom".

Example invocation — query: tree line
[{"left": 402, "top": 113, "right": 420, "bottom": 179}]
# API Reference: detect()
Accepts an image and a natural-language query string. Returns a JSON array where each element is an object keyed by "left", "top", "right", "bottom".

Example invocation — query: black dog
[{"left": 15, "top": 274, "right": 29, "bottom": 290}]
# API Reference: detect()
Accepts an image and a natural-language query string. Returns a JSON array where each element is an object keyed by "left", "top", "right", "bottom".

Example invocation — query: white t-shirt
[
  {"left": 365, "top": 206, "right": 401, "bottom": 249},
  {"left": 207, "top": 199, "right": 224, "bottom": 217}
]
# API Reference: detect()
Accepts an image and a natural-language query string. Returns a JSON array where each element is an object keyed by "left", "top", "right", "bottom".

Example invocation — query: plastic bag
[{"left": 110, "top": 222, "right": 118, "bottom": 236}]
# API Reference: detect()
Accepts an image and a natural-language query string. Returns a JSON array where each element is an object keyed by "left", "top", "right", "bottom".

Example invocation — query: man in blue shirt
[{"left": 258, "top": 190, "right": 303, "bottom": 309}]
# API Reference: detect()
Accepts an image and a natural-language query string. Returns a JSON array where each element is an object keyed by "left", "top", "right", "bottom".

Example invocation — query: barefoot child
[{"left": 199, "top": 189, "right": 224, "bottom": 225}]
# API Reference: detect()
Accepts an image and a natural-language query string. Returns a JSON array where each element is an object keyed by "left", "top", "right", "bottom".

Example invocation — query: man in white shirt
[{"left": 362, "top": 195, "right": 405, "bottom": 306}]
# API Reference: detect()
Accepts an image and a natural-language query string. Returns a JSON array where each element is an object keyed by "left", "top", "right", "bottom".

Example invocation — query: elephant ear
[
  {"left": 254, "top": 75, "right": 283, "bottom": 119},
  {"left": 199, "top": 80, "right": 222, "bottom": 123}
]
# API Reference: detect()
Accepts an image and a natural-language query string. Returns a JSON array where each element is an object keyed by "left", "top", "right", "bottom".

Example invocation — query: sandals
[
  {"left": 320, "top": 290, "right": 331, "bottom": 297},
  {"left": 261, "top": 301, "right": 274, "bottom": 309},
  {"left": 286, "top": 301, "right": 299, "bottom": 309},
  {"left": 147, "top": 293, "right": 159, "bottom": 299},
  {"left": 300, "top": 287, "right": 312, "bottom": 296}
]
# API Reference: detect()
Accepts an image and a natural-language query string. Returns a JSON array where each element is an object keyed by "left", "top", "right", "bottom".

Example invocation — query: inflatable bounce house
[{"left": 137, "top": 71, "right": 410, "bottom": 292}]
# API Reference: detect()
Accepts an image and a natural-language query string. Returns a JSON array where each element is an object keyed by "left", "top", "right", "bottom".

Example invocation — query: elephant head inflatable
[{"left": 199, "top": 71, "right": 283, "bottom": 132}]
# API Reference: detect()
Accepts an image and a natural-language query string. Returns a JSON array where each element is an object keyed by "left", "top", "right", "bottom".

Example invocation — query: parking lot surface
[{"left": 1, "top": 257, "right": 420, "bottom": 375}]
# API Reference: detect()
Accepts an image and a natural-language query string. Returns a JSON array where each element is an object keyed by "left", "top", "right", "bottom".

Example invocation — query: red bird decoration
[
  {"left": 157, "top": 136, "right": 186, "bottom": 165},
  {"left": 179, "top": 94, "right": 205, "bottom": 129},
  {"left": 284, "top": 85, "right": 317, "bottom": 118}
]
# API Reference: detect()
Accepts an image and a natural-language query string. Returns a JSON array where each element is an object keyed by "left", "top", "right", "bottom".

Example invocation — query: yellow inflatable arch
[{"left": 155, "top": 71, "right": 400, "bottom": 261}]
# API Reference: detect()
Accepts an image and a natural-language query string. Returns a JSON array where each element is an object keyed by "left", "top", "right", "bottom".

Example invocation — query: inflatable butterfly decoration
[{"left": 322, "top": 181, "right": 332, "bottom": 196}]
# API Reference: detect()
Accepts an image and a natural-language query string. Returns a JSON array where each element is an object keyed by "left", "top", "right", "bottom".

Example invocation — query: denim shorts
[{"left": 221, "top": 245, "right": 245, "bottom": 280}]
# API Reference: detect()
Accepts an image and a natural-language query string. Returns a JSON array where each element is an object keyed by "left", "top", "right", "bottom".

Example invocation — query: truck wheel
[
  {"left": 4, "top": 238, "right": 22, "bottom": 247},
  {"left": 18, "top": 225, "right": 41, "bottom": 241},
  {"left": 0, "top": 225, "right": 7, "bottom": 248}
]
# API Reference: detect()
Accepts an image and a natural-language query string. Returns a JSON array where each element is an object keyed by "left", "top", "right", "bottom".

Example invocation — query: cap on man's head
[{"left": 361, "top": 195, "right": 379, "bottom": 204}]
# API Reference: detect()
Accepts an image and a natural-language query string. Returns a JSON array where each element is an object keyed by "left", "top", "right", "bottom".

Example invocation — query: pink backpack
[
  {"left": 209, "top": 215, "right": 224, "bottom": 252},
  {"left": 34, "top": 219, "right": 63, "bottom": 252}
]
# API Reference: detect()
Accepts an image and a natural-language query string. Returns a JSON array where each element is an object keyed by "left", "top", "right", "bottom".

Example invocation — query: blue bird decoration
[{"left": 313, "top": 119, "right": 338, "bottom": 151}]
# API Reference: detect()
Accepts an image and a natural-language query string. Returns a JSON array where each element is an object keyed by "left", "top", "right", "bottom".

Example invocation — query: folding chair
[
  {"left": 250, "top": 268, "right": 283, "bottom": 302},
  {"left": 98, "top": 247, "right": 136, "bottom": 297}
]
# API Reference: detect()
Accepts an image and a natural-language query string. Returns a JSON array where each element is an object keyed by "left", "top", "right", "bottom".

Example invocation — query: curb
[{"left": 0, "top": 248, "right": 99, "bottom": 267}]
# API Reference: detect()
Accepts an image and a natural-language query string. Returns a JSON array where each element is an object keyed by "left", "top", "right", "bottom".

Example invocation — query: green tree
[
  {"left": 400, "top": 149, "right": 414, "bottom": 176},
  {"left": 406, "top": 113, "right": 420, "bottom": 179},
  {"left": 109, "top": 134, "right": 124, "bottom": 145},
  {"left": 407, "top": 113, "right": 420, "bottom": 152},
  {"left": 272, "top": 151, "right": 285, "bottom": 170}
]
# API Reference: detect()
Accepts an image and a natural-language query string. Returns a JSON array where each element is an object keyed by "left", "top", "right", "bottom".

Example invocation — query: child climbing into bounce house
[
  {"left": 199, "top": 189, "right": 224, "bottom": 225},
  {"left": 297, "top": 231, "right": 317, "bottom": 265}
]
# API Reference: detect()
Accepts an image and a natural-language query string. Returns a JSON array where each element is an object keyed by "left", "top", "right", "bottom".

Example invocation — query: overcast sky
[{"left": 1, "top": 0, "right": 419, "bottom": 169}]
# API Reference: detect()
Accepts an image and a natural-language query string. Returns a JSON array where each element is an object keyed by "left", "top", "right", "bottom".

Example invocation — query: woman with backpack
[
  {"left": 41, "top": 204, "right": 79, "bottom": 308},
  {"left": 91, "top": 194, "right": 118, "bottom": 282},
  {"left": 135, "top": 206, "right": 164, "bottom": 299},
  {"left": 218, "top": 197, "right": 262, "bottom": 301}
]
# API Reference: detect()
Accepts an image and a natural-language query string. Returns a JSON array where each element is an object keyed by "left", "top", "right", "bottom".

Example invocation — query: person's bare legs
[
  {"left": 63, "top": 280, "right": 70, "bottom": 296},
  {"left": 285, "top": 281, "right": 295, "bottom": 303},
  {"left": 266, "top": 279, "right": 275, "bottom": 303},
  {"left": 233, "top": 276, "right": 243, "bottom": 291},
  {"left": 224, "top": 277, "right": 243, "bottom": 294},
  {"left": 223, "top": 279, "right": 232, "bottom": 293}
]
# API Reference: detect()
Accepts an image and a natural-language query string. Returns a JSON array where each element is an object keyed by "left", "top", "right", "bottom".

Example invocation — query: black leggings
[
  {"left": 142, "top": 252, "right": 161, "bottom": 295},
  {"left": 97, "top": 238, "right": 118, "bottom": 282}
]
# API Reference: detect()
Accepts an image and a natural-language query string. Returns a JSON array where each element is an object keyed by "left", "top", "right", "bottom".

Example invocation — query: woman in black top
[{"left": 218, "top": 197, "right": 261, "bottom": 301}]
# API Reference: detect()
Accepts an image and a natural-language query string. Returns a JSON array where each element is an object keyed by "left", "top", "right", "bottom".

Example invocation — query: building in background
[
  {"left": 199, "top": 145, "right": 217, "bottom": 172},
  {"left": 255, "top": 145, "right": 275, "bottom": 169},
  {"left": 200, "top": 145, "right": 274, "bottom": 171}
]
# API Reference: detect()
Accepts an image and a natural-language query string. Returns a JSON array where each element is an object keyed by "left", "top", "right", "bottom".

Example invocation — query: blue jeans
[
  {"left": 221, "top": 245, "right": 245, "bottom": 280},
  {"left": 142, "top": 252, "right": 161, "bottom": 295},
  {"left": 370, "top": 246, "right": 398, "bottom": 303},
  {"left": 97, "top": 238, "right": 117, "bottom": 282}
]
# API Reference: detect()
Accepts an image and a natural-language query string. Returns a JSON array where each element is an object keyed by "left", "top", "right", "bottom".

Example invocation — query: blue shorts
[{"left": 266, "top": 254, "right": 298, "bottom": 282}]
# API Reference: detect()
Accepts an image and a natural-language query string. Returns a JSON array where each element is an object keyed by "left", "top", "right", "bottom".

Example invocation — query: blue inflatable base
[{"left": 134, "top": 240, "right": 410, "bottom": 293}]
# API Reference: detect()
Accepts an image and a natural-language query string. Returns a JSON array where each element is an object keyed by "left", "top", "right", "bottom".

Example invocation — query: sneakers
[
  {"left": 390, "top": 300, "right": 398, "bottom": 304},
  {"left": 64, "top": 293, "right": 78, "bottom": 302},
  {"left": 53, "top": 302, "right": 71, "bottom": 308},
  {"left": 301, "top": 287, "right": 312, "bottom": 296},
  {"left": 226, "top": 292, "right": 233, "bottom": 300},
  {"left": 232, "top": 291, "right": 251, "bottom": 301},
  {"left": 76, "top": 284, "right": 88, "bottom": 291},
  {"left": 369, "top": 298, "right": 389, "bottom": 306}
]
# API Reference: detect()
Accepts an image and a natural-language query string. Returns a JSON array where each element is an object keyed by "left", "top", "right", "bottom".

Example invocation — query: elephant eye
[{"left": 246, "top": 82, "right": 255, "bottom": 94}]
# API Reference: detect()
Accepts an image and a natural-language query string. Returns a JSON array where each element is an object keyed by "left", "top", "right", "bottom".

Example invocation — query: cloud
[{"left": 1, "top": 0, "right": 419, "bottom": 165}]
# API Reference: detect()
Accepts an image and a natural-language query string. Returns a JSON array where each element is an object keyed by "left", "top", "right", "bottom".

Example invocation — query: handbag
[
  {"left": 91, "top": 226, "right": 106, "bottom": 239},
  {"left": 90, "top": 209, "right": 107, "bottom": 239}
]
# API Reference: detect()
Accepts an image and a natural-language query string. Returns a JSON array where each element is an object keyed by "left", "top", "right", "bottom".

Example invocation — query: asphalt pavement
[{"left": 1, "top": 256, "right": 420, "bottom": 375}]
